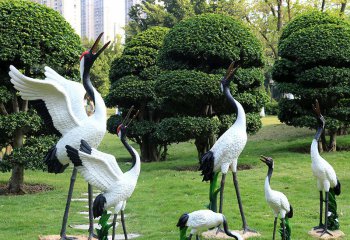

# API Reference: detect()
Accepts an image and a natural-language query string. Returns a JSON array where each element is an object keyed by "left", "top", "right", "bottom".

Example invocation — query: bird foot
[
  {"left": 216, "top": 226, "right": 225, "bottom": 235},
  {"left": 317, "top": 228, "right": 333, "bottom": 237},
  {"left": 313, "top": 224, "right": 325, "bottom": 230},
  {"left": 243, "top": 226, "right": 257, "bottom": 234}
]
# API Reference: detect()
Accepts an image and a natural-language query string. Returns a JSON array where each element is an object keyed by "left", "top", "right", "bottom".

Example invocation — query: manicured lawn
[{"left": 1, "top": 116, "right": 350, "bottom": 239}]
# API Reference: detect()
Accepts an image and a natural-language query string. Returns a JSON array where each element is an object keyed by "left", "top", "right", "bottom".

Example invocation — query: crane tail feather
[
  {"left": 199, "top": 151, "right": 215, "bottom": 181},
  {"left": 44, "top": 145, "right": 68, "bottom": 173},
  {"left": 287, "top": 204, "right": 293, "bottom": 218},
  {"left": 93, "top": 194, "right": 107, "bottom": 218},
  {"left": 176, "top": 213, "right": 189, "bottom": 229},
  {"left": 334, "top": 179, "right": 341, "bottom": 196},
  {"left": 80, "top": 139, "right": 92, "bottom": 154},
  {"left": 65, "top": 145, "right": 83, "bottom": 167}
]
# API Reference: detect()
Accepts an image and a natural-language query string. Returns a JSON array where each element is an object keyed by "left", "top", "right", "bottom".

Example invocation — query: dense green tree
[
  {"left": 273, "top": 10, "right": 350, "bottom": 151},
  {"left": 156, "top": 13, "right": 267, "bottom": 158},
  {"left": 106, "top": 27, "right": 170, "bottom": 162},
  {"left": 0, "top": 0, "right": 82, "bottom": 193}
]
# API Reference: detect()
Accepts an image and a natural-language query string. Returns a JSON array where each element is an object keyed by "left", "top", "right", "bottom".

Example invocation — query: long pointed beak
[
  {"left": 90, "top": 33, "right": 111, "bottom": 59},
  {"left": 260, "top": 155, "right": 269, "bottom": 163}
]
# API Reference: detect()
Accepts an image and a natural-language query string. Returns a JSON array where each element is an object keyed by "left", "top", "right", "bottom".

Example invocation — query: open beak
[
  {"left": 260, "top": 155, "right": 271, "bottom": 164},
  {"left": 90, "top": 32, "right": 111, "bottom": 59},
  {"left": 224, "top": 61, "right": 241, "bottom": 81}
]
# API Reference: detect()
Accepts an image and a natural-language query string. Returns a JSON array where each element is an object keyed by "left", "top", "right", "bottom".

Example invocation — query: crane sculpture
[
  {"left": 66, "top": 108, "right": 141, "bottom": 240},
  {"left": 311, "top": 100, "right": 341, "bottom": 236},
  {"left": 199, "top": 61, "right": 255, "bottom": 233},
  {"left": 9, "top": 33, "right": 110, "bottom": 240},
  {"left": 260, "top": 156, "right": 293, "bottom": 240},
  {"left": 177, "top": 210, "right": 243, "bottom": 240}
]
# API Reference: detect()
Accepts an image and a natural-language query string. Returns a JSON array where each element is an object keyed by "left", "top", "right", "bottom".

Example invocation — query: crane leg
[
  {"left": 282, "top": 218, "right": 286, "bottom": 240},
  {"left": 112, "top": 214, "right": 118, "bottom": 240},
  {"left": 317, "top": 192, "right": 333, "bottom": 237},
  {"left": 87, "top": 184, "right": 96, "bottom": 240},
  {"left": 60, "top": 167, "right": 78, "bottom": 240},
  {"left": 232, "top": 172, "right": 256, "bottom": 234},
  {"left": 272, "top": 217, "right": 277, "bottom": 240},
  {"left": 219, "top": 174, "right": 226, "bottom": 213},
  {"left": 313, "top": 191, "right": 324, "bottom": 230},
  {"left": 195, "top": 235, "right": 200, "bottom": 240},
  {"left": 121, "top": 210, "right": 128, "bottom": 240},
  {"left": 188, "top": 234, "right": 193, "bottom": 240}
]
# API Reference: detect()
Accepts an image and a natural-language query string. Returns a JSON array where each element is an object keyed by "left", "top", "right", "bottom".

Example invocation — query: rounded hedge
[
  {"left": 279, "top": 24, "right": 350, "bottom": 66},
  {"left": 280, "top": 10, "right": 350, "bottom": 42},
  {"left": 159, "top": 13, "right": 264, "bottom": 70},
  {"left": 109, "top": 27, "right": 169, "bottom": 80},
  {"left": 0, "top": 0, "right": 82, "bottom": 75}
]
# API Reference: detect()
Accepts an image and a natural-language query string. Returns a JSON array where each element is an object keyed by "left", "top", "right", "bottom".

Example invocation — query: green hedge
[{"left": 159, "top": 13, "right": 264, "bottom": 70}]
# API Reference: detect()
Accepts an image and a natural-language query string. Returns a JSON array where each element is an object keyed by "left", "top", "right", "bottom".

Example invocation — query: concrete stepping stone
[
  {"left": 72, "top": 198, "right": 88, "bottom": 202},
  {"left": 108, "top": 233, "right": 141, "bottom": 239},
  {"left": 78, "top": 210, "right": 112, "bottom": 215},
  {"left": 82, "top": 192, "right": 100, "bottom": 197},
  {"left": 69, "top": 222, "right": 117, "bottom": 230}
]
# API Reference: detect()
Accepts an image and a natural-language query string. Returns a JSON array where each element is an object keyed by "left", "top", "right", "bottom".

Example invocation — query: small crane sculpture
[
  {"left": 66, "top": 108, "right": 140, "bottom": 240},
  {"left": 177, "top": 210, "right": 243, "bottom": 240},
  {"left": 260, "top": 156, "right": 293, "bottom": 240},
  {"left": 311, "top": 100, "right": 341, "bottom": 236}
]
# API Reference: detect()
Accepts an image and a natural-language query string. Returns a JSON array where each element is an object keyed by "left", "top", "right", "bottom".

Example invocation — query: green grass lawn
[{"left": 1, "top": 116, "right": 350, "bottom": 239}]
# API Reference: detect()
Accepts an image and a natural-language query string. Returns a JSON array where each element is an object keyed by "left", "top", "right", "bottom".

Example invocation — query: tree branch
[
  {"left": 21, "top": 100, "right": 28, "bottom": 112},
  {"left": 340, "top": 1, "right": 347, "bottom": 14},
  {"left": 12, "top": 94, "right": 19, "bottom": 113},
  {"left": 265, "top": 0, "right": 276, "bottom": 17}
]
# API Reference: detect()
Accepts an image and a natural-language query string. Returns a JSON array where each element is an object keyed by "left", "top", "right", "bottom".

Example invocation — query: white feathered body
[
  {"left": 9, "top": 66, "right": 107, "bottom": 165},
  {"left": 76, "top": 147, "right": 140, "bottom": 214},
  {"left": 211, "top": 99, "right": 247, "bottom": 173},
  {"left": 311, "top": 139, "right": 338, "bottom": 192},
  {"left": 186, "top": 210, "right": 224, "bottom": 235},
  {"left": 264, "top": 177, "right": 291, "bottom": 218}
]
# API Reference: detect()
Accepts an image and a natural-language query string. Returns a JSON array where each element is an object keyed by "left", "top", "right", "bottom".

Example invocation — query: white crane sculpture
[
  {"left": 311, "top": 100, "right": 341, "bottom": 236},
  {"left": 9, "top": 33, "right": 110, "bottom": 240},
  {"left": 260, "top": 156, "right": 293, "bottom": 240},
  {"left": 66, "top": 108, "right": 141, "bottom": 240},
  {"left": 199, "top": 61, "right": 254, "bottom": 233},
  {"left": 177, "top": 210, "right": 243, "bottom": 240}
]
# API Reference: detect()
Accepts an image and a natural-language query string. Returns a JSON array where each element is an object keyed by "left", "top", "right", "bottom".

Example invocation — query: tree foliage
[
  {"left": 273, "top": 10, "right": 350, "bottom": 151},
  {"left": 0, "top": 0, "right": 82, "bottom": 193}
]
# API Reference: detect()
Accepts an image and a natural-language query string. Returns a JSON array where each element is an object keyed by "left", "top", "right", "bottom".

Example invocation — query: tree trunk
[
  {"left": 8, "top": 129, "right": 25, "bottom": 194},
  {"left": 319, "top": 131, "right": 327, "bottom": 153},
  {"left": 286, "top": 0, "right": 291, "bottom": 21},
  {"left": 195, "top": 137, "right": 210, "bottom": 160},
  {"left": 340, "top": 1, "right": 347, "bottom": 14},
  {"left": 140, "top": 135, "right": 161, "bottom": 162},
  {"left": 321, "top": 0, "right": 326, "bottom": 12},
  {"left": 277, "top": 0, "right": 283, "bottom": 32},
  {"left": 328, "top": 131, "right": 337, "bottom": 152}
]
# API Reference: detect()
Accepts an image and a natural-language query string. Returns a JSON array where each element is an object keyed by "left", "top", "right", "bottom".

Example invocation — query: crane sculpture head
[
  {"left": 312, "top": 99, "right": 325, "bottom": 129},
  {"left": 220, "top": 60, "right": 241, "bottom": 92},
  {"left": 117, "top": 106, "right": 139, "bottom": 139},
  {"left": 260, "top": 155, "right": 274, "bottom": 169},
  {"left": 80, "top": 32, "right": 110, "bottom": 105}
]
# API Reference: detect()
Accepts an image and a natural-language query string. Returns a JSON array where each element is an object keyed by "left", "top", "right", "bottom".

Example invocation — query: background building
[
  {"left": 31, "top": 0, "right": 81, "bottom": 36},
  {"left": 125, "top": 0, "right": 141, "bottom": 24}
]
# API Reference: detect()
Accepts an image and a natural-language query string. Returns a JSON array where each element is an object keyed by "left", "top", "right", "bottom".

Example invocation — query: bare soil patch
[{"left": 0, "top": 183, "right": 54, "bottom": 195}]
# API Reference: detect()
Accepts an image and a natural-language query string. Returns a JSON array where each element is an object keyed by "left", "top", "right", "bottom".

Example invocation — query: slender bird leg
[
  {"left": 87, "top": 184, "right": 96, "bottom": 240},
  {"left": 60, "top": 167, "right": 78, "bottom": 240},
  {"left": 121, "top": 210, "right": 128, "bottom": 240},
  {"left": 272, "top": 217, "right": 277, "bottom": 240},
  {"left": 112, "top": 214, "right": 118, "bottom": 240},
  {"left": 233, "top": 172, "right": 256, "bottom": 233},
  {"left": 195, "top": 235, "right": 200, "bottom": 240},
  {"left": 314, "top": 191, "right": 324, "bottom": 230},
  {"left": 317, "top": 192, "right": 333, "bottom": 236},
  {"left": 188, "top": 234, "right": 193, "bottom": 240},
  {"left": 282, "top": 218, "right": 286, "bottom": 240},
  {"left": 219, "top": 174, "right": 226, "bottom": 214}
]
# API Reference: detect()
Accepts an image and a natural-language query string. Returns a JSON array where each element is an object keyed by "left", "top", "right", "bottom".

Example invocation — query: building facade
[{"left": 31, "top": 0, "right": 81, "bottom": 36}]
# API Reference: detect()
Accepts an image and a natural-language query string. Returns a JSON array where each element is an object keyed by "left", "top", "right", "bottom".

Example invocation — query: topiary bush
[
  {"left": 0, "top": 0, "right": 82, "bottom": 193},
  {"left": 273, "top": 10, "right": 350, "bottom": 151},
  {"left": 158, "top": 13, "right": 265, "bottom": 70}
]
